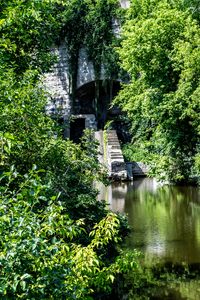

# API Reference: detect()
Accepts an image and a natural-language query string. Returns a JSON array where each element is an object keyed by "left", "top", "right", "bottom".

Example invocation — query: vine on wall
[{"left": 58, "top": 0, "right": 122, "bottom": 110}]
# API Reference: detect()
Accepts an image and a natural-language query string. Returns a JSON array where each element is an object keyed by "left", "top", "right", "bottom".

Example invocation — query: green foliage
[
  {"left": 84, "top": 0, "right": 120, "bottom": 75},
  {"left": 0, "top": 0, "right": 121, "bottom": 79},
  {"left": 115, "top": 0, "right": 200, "bottom": 183},
  {"left": 0, "top": 77, "right": 109, "bottom": 234},
  {"left": 0, "top": 0, "right": 171, "bottom": 297},
  {"left": 60, "top": 0, "right": 121, "bottom": 99},
  {"left": 41, "top": 130, "right": 110, "bottom": 237},
  {"left": 175, "top": 0, "right": 200, "bottom": 22},
  {"left": 0, "top": 169, "right": 138, "bottom": 299},
  {"left": 194, "top": 153, "right": 200, "bottom": 183},
  {"left": 122, "top": 143, "right": 149, "bottom": 162},
  {"left": 0, "top": 68, "right": 57, "bottom": 174},
  {"left": 0, "top": 0, "right": 67, "bottom": 73}
]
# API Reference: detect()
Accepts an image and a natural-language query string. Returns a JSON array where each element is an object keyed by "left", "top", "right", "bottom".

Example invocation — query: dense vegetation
[
  {"left": 115, "top": 0, "right": 200, "bottom": 183},
  {"left": 1, "top": 0, "right": 200, "bottom": 298},
  {"left": 0, "top": 1, "right": 139, "bottom": 299}
]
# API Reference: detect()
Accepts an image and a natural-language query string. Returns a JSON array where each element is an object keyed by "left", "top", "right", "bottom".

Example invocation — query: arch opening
[{"left": 74, "top": 80, "right": 121, "bottom": 130}]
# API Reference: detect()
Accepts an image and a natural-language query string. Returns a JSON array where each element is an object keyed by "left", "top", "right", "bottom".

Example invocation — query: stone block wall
[
  {"left": 43, "top": 44, "right": 71, "bottom": 118},
  {"left": 77, "top": 48, "right": 95, "bottom": 89},
  {"left": 43, "top": 0, "right": 131, "bottom": 139}
]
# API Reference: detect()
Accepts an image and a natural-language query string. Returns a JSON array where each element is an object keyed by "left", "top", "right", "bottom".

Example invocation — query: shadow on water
[{"left": 97, "top": 178, "right": 200, "bottom": 300}]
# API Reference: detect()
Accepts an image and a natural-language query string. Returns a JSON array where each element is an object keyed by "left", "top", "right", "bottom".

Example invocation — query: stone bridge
[
  {"left": 43, "top": 1, "right": 132, "bottom": 180},
  {"left": 43, "top": 0, "right": 130, "bottom": 142}
]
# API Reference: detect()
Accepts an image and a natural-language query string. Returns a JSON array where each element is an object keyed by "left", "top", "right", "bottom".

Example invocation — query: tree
[
  {"left": 0, "top": 0, "right": 68, "bottom": 73},
  {"left": 0, "top": 168, "right": 138, "bottom": 299},
  {"left": 115, "top": 0, "right": 200, "bottom": 182},
  {"left": 0, "top": 1, "right": 135, "bottom": 297}
]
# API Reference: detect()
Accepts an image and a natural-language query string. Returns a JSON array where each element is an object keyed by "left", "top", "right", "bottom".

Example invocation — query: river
[{"left": 97, "top": 178, "right": 200, "bottom": 299}]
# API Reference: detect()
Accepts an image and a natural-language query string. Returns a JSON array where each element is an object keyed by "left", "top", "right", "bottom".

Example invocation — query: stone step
[
  {"left": 108, "top": 141, "right": 119, "bottom": 144},
  {"left": 110, "top": 157, "right": 124, "bottom": 161},
  {"left": 105, "top": 129, "right": 128, "bottom": 180},
  {"left": 110, "top": 146, "right": 121, "bottom": 149},
  {"left": 108, "top": 140, "right": 119, "bottom": 142},
  {"left": 109, "top": 150, "right": 123, "bottom": 154},
  {"left": 110, "top": 152, "right": 122, "bottom": 155},
  {"left": 111, "top": 158, "right": 124, "bottom": 161},
  {"left": 108, "top": 144, "right": 120, "bottom": 147}
]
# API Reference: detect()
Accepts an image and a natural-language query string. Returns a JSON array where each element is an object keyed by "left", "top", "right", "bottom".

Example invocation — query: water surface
[{"left": 98, "top": 178, "right": 200, "bottom": 264}]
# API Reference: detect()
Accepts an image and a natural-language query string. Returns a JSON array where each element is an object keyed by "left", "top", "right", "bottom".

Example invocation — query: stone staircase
[
  {"left": 106, "top": 130, "right": 127, "bottom": 180},
  {"left": 95, "top": 129, "right": 148, "bottom": 180}
]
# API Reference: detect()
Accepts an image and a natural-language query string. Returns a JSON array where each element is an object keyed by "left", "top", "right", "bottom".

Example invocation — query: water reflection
[
  {"left": 98, "top": 178, "right": 200, "bottom": 264},
  {"left": 97, "top": 182, "right": 128, "bottom": 212}
]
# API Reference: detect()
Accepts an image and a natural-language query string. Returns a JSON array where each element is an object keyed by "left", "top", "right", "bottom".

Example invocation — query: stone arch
[{"left": 74, "top": 79, "right": 121, "bottom": 129}]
